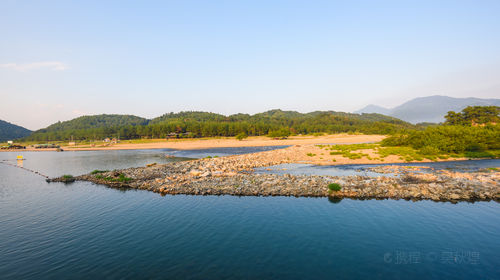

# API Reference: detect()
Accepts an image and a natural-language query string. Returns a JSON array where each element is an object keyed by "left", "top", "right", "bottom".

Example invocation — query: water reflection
[{"left": 327, "top": 197, "right": 343, "bottom": 204}]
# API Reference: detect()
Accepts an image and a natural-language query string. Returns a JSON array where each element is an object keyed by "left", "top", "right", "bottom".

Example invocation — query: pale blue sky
[{"left": 1, "top": 0, "right": 499, "bottom": 129}]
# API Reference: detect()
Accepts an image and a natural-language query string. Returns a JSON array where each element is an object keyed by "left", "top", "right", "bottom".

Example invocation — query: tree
[{"left": 445, "top": 106, "right": 500, "bottom": 126}]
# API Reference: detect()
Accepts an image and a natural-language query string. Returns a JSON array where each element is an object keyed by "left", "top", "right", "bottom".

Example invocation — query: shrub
[
  {"left": 62, "top": 175, "right": 73, "bottom": 179},
  {"left": 235, "top": 132, "right": 248, "bottom": 141},
  {"left": 328, "top": 183, "right": 341, "bottom": 192}
]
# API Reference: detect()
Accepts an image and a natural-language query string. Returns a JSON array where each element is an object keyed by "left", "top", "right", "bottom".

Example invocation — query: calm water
[{"left": 1, "top": 149, "right": 499, "bottom": 279}]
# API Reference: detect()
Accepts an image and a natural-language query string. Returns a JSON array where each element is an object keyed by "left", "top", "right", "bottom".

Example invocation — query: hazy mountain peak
[
  {"left": 355, "top": 96, "right": 500, "bottom": 124},
  {"left": 354, "top": 105, "right": 391, "bottom": 115}
]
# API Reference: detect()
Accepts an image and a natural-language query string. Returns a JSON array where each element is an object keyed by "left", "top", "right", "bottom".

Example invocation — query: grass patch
[
  {"left": 95, "top": 173, "right": 132, "bottom": 183},
  {"left": 320, "top": 143, "right": 378, "bottom": 151},
  {"left": 321, "top": 143, "right": 377, "bottom": 160},
  {"left": 377, "top": 147, "right": 428, "bottom": 162},
  {"left": 62, "top": 174, "right": 73, "bottom": 179},
  {"left": 306, "top": 153, "right": 316, "bottom": 157}
]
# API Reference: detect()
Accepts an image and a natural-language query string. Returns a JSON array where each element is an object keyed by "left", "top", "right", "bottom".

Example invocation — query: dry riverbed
[{"left": 49, "top": 145, "right": 500, "bottom": 202}]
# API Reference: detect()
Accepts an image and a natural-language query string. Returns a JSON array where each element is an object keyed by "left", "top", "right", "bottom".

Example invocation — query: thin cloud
[{"left": 0, "top": 61, "right": 68, "bottom": 72}]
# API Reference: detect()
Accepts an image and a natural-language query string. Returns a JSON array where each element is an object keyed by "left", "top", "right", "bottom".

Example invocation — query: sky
[{"left": 1, "top": 0, "right": 499, "bottom": 130}]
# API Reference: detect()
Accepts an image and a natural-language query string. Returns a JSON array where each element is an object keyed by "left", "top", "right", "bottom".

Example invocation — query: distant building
[{"left": 166, "top": 133, "right": 178, "bottom": 139}]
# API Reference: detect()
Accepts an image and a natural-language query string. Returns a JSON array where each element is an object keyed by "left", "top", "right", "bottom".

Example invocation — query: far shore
[{"left": 0, "top": 134, "right": 484, "bottom": 166}]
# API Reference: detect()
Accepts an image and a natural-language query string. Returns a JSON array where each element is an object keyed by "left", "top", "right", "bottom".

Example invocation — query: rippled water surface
[{"left": 1, "top": 149, "right": 499, "bottom": 279}]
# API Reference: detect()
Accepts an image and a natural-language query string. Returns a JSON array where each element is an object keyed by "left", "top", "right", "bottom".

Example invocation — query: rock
[{"left": 190, "top": 170, "right": 201, "bottom": 176}]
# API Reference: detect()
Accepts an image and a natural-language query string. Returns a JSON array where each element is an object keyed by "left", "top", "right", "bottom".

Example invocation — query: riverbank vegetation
[{"left": 381, "top": 106, "right": 500, "bottom": 159}]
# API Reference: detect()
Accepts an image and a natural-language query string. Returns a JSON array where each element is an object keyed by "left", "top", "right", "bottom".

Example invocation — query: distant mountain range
[
  {"left": 0, "top": 119, "right": 32, "bottom": 142},
  {"left": 355, "top": 95, "right": 500, "bottom": 124}
]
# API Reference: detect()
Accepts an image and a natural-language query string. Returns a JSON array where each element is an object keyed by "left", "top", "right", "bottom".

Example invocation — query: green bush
[
  {"left": 235, "top": 132, "right": 248, "bottom": 141},
  {"left": 328, "top": 183, "right": 341, "bottom": 192}
]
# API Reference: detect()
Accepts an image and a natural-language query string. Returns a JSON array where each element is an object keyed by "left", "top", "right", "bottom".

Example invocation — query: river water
[{"left": 0, "top": 148, "right": 499, "bottom": 279}]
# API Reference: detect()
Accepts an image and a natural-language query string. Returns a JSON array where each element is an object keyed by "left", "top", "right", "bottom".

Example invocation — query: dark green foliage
[
  {"left": 328, "top": 183, "right": 341, "bottom": 192},
  {"left": 24, "top": 114, "right": 148, "bottom": 141},
  {"left": 445, "top": 106, "right": 499, "bottom": 126},
  {"left": 90, "top": 170, "right": 109, "bottom": 174},
  {"left": 268, "top": 128, "right": 291, "bottom": 138},
  {"left": 62, "top": 175, "right": 74, "bottom": 179},
  {"left": 23, "top": 110, "right": 414, "bottom": 141},
  {"left": 464, "top": 151, "right": 496, "bottom": 158},
  {"left": 0, "top": 120, "right": 32, "bottom": 141}
]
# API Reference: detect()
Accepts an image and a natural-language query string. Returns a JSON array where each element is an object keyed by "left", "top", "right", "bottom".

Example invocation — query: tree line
[{"left": 22, "top": 110, "right": 414, "bottom": 141}]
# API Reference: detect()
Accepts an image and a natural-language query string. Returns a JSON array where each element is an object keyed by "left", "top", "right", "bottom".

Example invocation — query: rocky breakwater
[{"left": 49, "top": 148, "right": 500, "bottom": 202}]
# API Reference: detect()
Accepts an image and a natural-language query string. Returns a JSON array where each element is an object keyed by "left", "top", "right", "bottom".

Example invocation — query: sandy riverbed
[
  {"left": 61, "top": 134, "right": 386, "bottom": 151},
  {"left": 2, "top": 134, "right": 384, "bottom": 152}
]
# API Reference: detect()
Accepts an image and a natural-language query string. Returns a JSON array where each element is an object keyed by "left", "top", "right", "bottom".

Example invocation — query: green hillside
[
  {"left": 0, "top": 120, "right": 32, "bottom": 142},
  {"left": 24, "top": 114, "right": 149, "bottom": 141}
]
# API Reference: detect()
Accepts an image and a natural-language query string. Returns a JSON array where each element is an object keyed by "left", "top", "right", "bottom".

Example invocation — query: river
[{"left": 0, "top": 148, "right": 499, "bottom": 279}]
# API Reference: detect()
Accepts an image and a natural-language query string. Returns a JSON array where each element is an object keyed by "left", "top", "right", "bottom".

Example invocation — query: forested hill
[
  {"left": 23, "top": 110, "right": 414, "bottom": 141},
  {"left": 0, "top": 119, "right": 32, "bottom": 142},
  {"left": 38, "top": 114, "right": 149, "bottom": 132}
]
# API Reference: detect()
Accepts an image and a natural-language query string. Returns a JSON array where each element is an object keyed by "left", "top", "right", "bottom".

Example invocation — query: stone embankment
[{"left": 49, "top": 147, "right": 500, "bottom": 202}]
